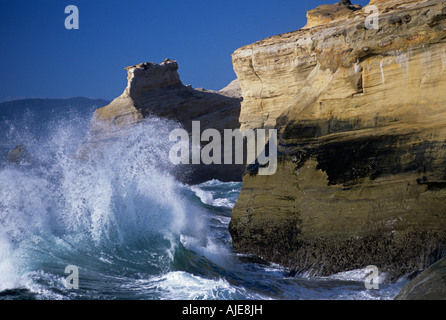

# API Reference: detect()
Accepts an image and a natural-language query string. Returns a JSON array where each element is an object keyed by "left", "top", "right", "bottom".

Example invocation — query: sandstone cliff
[
  {"left": 229, "top": 0, "right": 446, "bottom": 280},
  {"left": 90, "top": 59, "right": 244, "bottom": 184}
]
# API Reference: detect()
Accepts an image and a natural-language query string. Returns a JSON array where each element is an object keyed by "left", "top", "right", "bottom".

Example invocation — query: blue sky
[{"left": 0, "top": 0, "right": 370, "bottom": 102}]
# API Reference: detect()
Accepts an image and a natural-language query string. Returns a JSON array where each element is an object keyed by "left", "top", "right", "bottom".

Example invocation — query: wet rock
[
  {"left": 7, "top": 145, "right": 30, "bottom": 164},
  {"left": 395, "top": 257, "right": 446, "bottom": 300}
]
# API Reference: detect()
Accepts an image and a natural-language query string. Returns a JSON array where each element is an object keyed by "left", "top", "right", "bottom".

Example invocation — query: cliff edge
[{"left": 229, "top": 0, "right": 446, "bottom": 280}]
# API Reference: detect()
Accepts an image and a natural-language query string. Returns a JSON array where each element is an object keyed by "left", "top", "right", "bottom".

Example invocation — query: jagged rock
[
  {"left": 7, "top": 145, "right": 30, "bottom": 164},
  {"left": 305, "top": 0, "right": 362, "bottom": 28},
  {"left": 229, "top": 0, "right": 446, "bottom": 280},
  {"left": 90, "top": 59, "right": 244, "bottom": 184},
  {"left": 219, "top": 79, "right": 242, "bottom": 99},
  {"left": 395, "top": 257, "right": 446, "bottom": 300}
]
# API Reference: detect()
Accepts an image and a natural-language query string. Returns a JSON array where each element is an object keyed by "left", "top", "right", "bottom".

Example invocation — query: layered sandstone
[
  {"left": 90, "top": 59, "right": 244, "bottom": 184},
  {"left": 229, "top": 0, "right": 446, "bottom": 280},
  {"left": 305, "top": 0, "right": 362, "bottom": 28},
  {"left": 92, "top": 59, "right": 242, "bottom": 134}
]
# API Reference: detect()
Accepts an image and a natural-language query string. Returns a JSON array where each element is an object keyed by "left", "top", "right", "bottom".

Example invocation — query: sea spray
[
  {"left": 0, "top": 232, "right": 20, "bottom": 292},
  {"left": 0, "top": 109, "right": 406, "bottom": 300},
  {"left": 0, "top": 114, "right": 213, "bottom": 295}
]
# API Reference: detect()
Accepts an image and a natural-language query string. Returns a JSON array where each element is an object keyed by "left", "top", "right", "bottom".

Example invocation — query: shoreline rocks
[
  {"left": 229, "top": 0, "right": 446, "bottom": 280},
  {"left": 395, "top": 256, "right": 446, "bottom": 299},
  {"left": 6, "top": 145, "right": 31, "bottom": 164}
]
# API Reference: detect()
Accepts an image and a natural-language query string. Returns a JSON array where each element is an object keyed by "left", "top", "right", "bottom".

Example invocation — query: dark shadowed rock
[
  {"left": 7, "top": 145, "right": 30, "bottom": 164},
  {"left": 395, "top": 257, "right": 446, "bottom": 300}
]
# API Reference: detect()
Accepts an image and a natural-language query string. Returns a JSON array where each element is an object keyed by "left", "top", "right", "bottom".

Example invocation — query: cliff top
[
  {"left": 123, "top": 58, "right": 182, "bottom": 95},
  {"left": 124, "top": 58, "right": 178, "bottom": 71},
  {"left": 305, "top": 0, "right": 362, "bottom": 28},
  {"left": 306, "top": 0, "right": 429, "bottom": 28},
  {"left": 233, "top": 0, "right": 438, "bottom": 53}
]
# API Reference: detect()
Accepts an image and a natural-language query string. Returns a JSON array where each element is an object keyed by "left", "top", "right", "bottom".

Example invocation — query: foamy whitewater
[{"left": 0, "top": 107, "right": 406, "bottom": 300}]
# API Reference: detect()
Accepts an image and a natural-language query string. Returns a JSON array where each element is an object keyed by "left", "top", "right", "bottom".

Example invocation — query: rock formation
[
  {"left": 6, "top": 144, "right": 30, "bottom": 164},
  {"left": 229, "top": 0, "right": 446, "bottom": 280},
  {"left": 305, "top": 0, "right": 362, "bottom": 28},
  {"left": 395, "top": 256, "right": 446, "bottom": 299},
  {"left": 90, "top": 59, "right": 244, "bottom": 184}
]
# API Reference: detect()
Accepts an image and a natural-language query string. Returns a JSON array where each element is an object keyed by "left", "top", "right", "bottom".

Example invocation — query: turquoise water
[{"left": 0, "top": 112, "right": 406, "bottom": 300}]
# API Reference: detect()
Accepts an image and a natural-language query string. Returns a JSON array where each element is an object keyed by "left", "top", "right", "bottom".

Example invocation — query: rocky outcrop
[
  {"left": 395, "top": 256, "right": 446, "bottom": 299},
  {"left": 305, "top": 0, "right": 362, "bottom": 28},
  {"left": 6, "top": 145, "right": 30, "bottom": 164},
  {"left": 219, "top": 79, "right": 243, "bottom": 99},
  {"left": 90, "top": 59, "right": 244, "bottom": 184},
  {"left": 229, "top": 0, "right": 446, "bottom": 280}
]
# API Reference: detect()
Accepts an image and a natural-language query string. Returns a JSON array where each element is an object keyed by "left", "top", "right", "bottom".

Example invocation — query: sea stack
[{"left": 90, "top": 59, "right": 244, "bottom": 184}]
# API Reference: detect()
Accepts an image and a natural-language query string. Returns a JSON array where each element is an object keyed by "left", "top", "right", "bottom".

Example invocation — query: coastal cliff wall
[
  {"left": 229, "top": 0, "right": 446, "bottom": 280},
  {"left": 395, "top": 256, "right": 446, "bottom": 299},
  {"left": 90, "top": 59, "right": 244, "bottom": 184}
]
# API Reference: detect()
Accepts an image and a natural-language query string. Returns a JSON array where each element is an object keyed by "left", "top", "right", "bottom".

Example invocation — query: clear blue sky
[{"left": 0, "top": 0, "right": 370, "bottom": 102}]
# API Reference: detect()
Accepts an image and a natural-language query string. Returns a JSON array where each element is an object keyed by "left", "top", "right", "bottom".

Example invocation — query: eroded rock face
[
  {"left": 6, "top": 145, "right": 30, "bottom": 164},
  {"left": 229, "top": 0, "right": 446, "bottom": 279},
  {"left": 395, "top": 256, "right": 446, "bottom": 299},
  {"left": 90, "top": 59, "right": 244, "bottom": 184},
  {"left": 92, "top": 59, "right": 242, "bottom": 133},
  {"left": 305, "top": 0, "right": 362, "bottom": 29}
]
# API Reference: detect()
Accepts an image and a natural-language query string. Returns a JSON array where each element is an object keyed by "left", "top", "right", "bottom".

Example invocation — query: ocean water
[{"left": 0, "top": 110, "right": 407, "bottom": 300}]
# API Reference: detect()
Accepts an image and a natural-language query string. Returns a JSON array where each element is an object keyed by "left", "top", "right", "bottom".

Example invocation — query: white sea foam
[
  {"left": 191, "top": 185, "right": 214, "bottom": 205},
  {"left": 212, "top": 198, "right": 235, "bottom": 208},
  {"left": 328, "top": 267, "right": 387, "bottom": 283},
  {"left": 180, "top": 234, "right": 232, "bottom": 269},
  {"left": 0, "top": 233, "right": 20, "bottom": 292},
  {"left": 0, "top": 111, "right": 406, "bottom": 300},
  {"left": 191, "top": 180, "right": 241, "bottom": 208},
  {"left": 149, "top": 271, "right": 260, "bottom": 300},
  {"left": 0, "top": 116, "right": 201, "bottom": 292}
]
